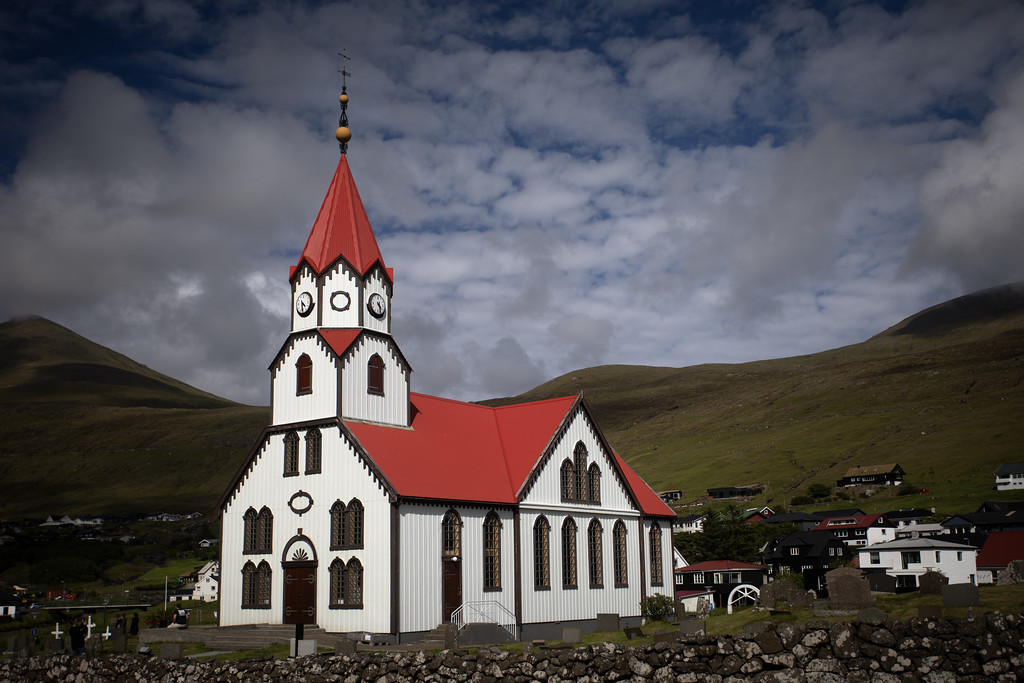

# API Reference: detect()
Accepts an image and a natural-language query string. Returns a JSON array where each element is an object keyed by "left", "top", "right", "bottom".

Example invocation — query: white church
[{"left": 217, "top": 92, "right": 676, "bottom": 643}]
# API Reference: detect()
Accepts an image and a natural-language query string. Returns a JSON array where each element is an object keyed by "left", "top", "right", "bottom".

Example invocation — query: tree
[{"left": 674, "top": 505, "right": 761, "bottom": 563}]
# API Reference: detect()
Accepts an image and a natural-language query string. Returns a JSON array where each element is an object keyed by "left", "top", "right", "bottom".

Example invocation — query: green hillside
[
  {"left": 485, "top": 283, "right": 1024, "bottom": 515},
  {"left": 2, "top": 283, "right": 1023, "bottom": 521},
  {"left": 0, "top": 317, "right": 269, "bottom": 519}
]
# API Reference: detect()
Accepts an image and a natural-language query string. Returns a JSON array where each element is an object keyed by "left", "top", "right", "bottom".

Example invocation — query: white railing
[{"left": 451, "top": 601, "right": 518, "bottom": 641}]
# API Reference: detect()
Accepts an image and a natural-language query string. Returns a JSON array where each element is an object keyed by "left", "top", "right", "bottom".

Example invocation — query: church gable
[
  {"left": 270, "top": 333, "right": 341, "bottom": 426},
  {"left": 338, "top": 332, "right": 410, "bottom": 426},
  {"left": 319, "top": 260, "right": 361, "bottom": 329}
]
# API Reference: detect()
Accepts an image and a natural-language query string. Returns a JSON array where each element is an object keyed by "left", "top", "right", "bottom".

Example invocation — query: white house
[
  {"left": 217, "top": 96, "right": 676, "bottom": 644},
  {"left": 995, "top": 463, "right": 1024, "bottom": 490},
  {"left": 193, "top": 561, "right": 219, "bottom": 603},
  {"left": 858, "top": 537, "right": 978, "bottom": 589},
  {"left": 813, "top": 513, "right": 896, "bottom": 549}
]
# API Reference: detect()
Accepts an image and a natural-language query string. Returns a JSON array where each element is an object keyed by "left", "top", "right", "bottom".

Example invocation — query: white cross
[
  {"left": 101, "top": 627, "right": 112, "bottom": 641},
  {"left": 86, "top": 616, "right": 97, "bottom": 639},
  {"left": 51, "top": 623, "right": 63, "bottom": 640}
]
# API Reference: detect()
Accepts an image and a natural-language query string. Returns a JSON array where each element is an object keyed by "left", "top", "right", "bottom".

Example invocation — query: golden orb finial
[
  {"left": 336, "top": 126, "right": 352, "bottom": 144},
  {"left": 339, "top": 93, "right": 349, "bottom": 104}
]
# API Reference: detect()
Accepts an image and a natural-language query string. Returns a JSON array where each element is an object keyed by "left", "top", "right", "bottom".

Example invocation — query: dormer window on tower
[
  {"left": 296, "top": 354, "right": 312, "bottom": 395},
  {"left": 367, "top": 354, "right": 385, "bottom": 395}
]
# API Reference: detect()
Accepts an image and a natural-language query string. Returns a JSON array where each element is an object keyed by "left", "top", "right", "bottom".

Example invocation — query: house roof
[
  {"left": 675, "top": 560, "right": 766, "bottom": 572},
  {"left": 841, "top": 463, "right": 901, "bottom": 477},
  {"left": 976, "top": 531, "right": 1024, "bottom": 568},
  {"left": 864, "top": 537, "right": 977, "bottom": 551},
  {"left": 760, "top": 512, "right": 820, "bottom": 524},
  {"left": 291, "top": 155, "right": 391, "bottom": 282},
  {"left": 996, "top": 462, "right": 1024, "bottom": 476},
  {"left": 344, "top": 393, "right": 675, "bottom": 517},
  {"left": 813, "top": 508, "right": 866, "bottom": 518},
  {"left": 813, "top": 513, "right": 893, "bottom": 531},
  {"left": 883, "top": 508, "right": 934, "bottom": 521}
]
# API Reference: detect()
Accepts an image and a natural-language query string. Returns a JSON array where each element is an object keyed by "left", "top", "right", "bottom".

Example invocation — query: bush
[{"left": 640, "top": 594, "right": 675, "bottom": 621}]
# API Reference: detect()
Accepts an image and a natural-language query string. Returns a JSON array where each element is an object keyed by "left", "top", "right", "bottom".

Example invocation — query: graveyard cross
[
  {"left": 102, "top": 627, "right": 112, "bottom": 641},
  {"left": 51, "top": 623, "right": 63, "bottom": 640},
  {"left": 86, "top": 615, "right": 97, "bottom": 639}
]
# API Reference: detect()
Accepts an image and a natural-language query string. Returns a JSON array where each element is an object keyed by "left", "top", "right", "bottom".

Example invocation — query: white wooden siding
[
  {"left": 320, "top": 262, "right": 362, "bottom": 330},
  {"left": 271, "top": 336, "right": 340, "bottom": 426},
  {"left": 642, "top": 519, "right": 674, "bottom": 600},
  {"left": 340, "top": 336, "right": 409, "bottom": 426},
  {"left": 220, "top": 427, "right": 392, "bottom": 632}
]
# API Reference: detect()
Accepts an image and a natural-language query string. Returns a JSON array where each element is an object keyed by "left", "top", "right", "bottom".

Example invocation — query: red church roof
[
  {"left": 292, "top": 155, "right": 391, "bottom": 281},
  {"left": 976, "top": 530, "right": 1024, "bottom": 568},
  {"left": 344, "top": 393, "right": 674, "bottom": 517}
]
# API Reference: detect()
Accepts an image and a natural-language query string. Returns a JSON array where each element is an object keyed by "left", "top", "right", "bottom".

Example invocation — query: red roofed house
[
  {"left": 976, "top": 531, "right": 1024, "bottom": 583},
  {"left": 674, "top": 560, "right": 767, "bottom": 611},
  {"left": 217, "top": 103, "right": 675, "bottom": 644},
  {"left": 812, "top": 513, "right": 896, "bottom": 549}
]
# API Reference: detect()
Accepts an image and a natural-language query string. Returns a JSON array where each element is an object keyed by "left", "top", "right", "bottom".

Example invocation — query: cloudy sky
[{"left": 2, "top": 0, "right": 1023, "bottom": 405}]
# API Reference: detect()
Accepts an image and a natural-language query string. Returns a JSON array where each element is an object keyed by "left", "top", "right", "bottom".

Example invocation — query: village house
[
  {"left": 217, "top": 93, "right": 675, "bottom": 643},
  {"left": 995, "top": 463, "right": 1024, "bottom": 490},
  {"left": 811, "top": 513, "right": 896, "bottom": 549},
  {"left": 673, "top": 560, "right": 767, "bottom": 611},
  {"left": 762, "top": 531, "right": 851, "bottom": 595},
  {"left": 193, "top": 561, "right": 220, "bottom": 603},
  {"left": 835, "top": 464, "right": 904, "bottom": 488},
  {"left": 858, "top": 537, "right": 978, "bottom": 590},
  {"left": 975, "top": 531, "right": 1024, "bottom": 584}
]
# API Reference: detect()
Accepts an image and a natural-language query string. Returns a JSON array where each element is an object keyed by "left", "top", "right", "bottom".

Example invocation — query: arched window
[
  {"left": 346, "top": 498, "right": 364, "bottom": 549},
  {"left": 649, "top": 522, "right": 664, "bottom": 586},
  {"left": 483, "top": 512, "right": 502, "bottom": 590},
  {"left": 257, "top": 507, "right": 273, "bottom": 553},
  {"left": 242, "top": 560, "right": 271, "bottom": 609},
  {"left": 588, "top": 463, "right": 601, "bottom": 503},
  {"left": 561, "top": 517, "right": 577, "bottom": 589},
  {"left": 367, "top": 354, "right": 385, "bottom": 395},
  {"left": 573, "top": 443, "right": 587, "bottom": 500},
  {"left": 442, "top": 510, "right": 462, "bottom": 558},
  {"left": 296, "top": 354, "right": 312, "bottom": 395},
  {"left": 330, "top": 501, "right": 346, "bottom": 550},
  {"left": 329, "top": 558, "right": 345, "bottom": 608},
  {"left": 284, "top": 431, "right": 299, "bottom": 475},
  {"left": 533, "top": 516, "right": 550, "bottom": 590},
  {"left": 243, "top": 508, "right": 258, "bottom": 554},
  {"left": 560, "top": 460, "right": 573, "bottom": 501},
  {"left": 256, "top": 561, "right": 271, "bottom": 606},
  {"left": 588, "top": 519, "right": 603, "bottom": 588},
  {"left": 241, "top": 561, "right": 256, "bottom": 606},
  {"left": 613, "top": 520, "right": 628, "bottom": 587},
  {"left": 305, "top": 427, "right": 321, "bottom": 474},
  {"left": 346, "top": 558, "right": 363, "bottom": 607}
]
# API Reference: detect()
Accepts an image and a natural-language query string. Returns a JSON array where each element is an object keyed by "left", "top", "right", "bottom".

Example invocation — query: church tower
[{"left": 270, "top": 91, "right": 411, "bottom": 428}]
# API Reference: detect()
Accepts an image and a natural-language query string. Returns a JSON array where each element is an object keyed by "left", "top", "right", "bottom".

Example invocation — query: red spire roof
[{"left": 292, "top": 155, "right": 390, "bottom": 281}]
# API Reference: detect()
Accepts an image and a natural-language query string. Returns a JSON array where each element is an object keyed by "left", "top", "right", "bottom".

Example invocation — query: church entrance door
[
  {"left": 441, "top": 557, "right": 462, "bottom": 622},
  {"left": 283, "top": 562, "right": 317, "bottom": 625}
]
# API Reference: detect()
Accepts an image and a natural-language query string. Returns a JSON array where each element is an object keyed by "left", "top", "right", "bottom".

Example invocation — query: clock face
[
  {"left": 295, "top": 291, "right": 314, "bottom": 317},
  {"left": 367, "top": 292, "right": 386, "bottom": 318}
]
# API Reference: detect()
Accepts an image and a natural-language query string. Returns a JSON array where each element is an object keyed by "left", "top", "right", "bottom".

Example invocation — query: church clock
[{"left": 367, "top": 292, "right": 386, "bottom": 318}]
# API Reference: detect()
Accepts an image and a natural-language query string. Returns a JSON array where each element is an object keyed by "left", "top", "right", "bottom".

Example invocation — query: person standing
[{"left": 69, "top": 618, "right": 87, "bottom": 655}]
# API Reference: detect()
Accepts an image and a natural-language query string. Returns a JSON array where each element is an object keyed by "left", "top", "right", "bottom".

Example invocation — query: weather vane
[{"left": 336, "top": 50, "right": 352, "bottom": 154}]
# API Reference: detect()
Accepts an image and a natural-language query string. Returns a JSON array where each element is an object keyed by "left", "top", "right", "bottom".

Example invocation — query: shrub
[{"left": 640, "top": 594, "right": 676, "bottom": 621}]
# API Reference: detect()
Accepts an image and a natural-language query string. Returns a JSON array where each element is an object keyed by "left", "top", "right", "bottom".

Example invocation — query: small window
[
  {"left": 258, "top": 507, "right": 273, "bottom": 553},
  {"left": 305, "top": 428, "right": 321, "bottom": 474},
  {"left": 789, "top": 547, "right": 800, "bottom": 556},
  {"left": 649, "top": 523, "right": 663, "bottom": 586},
  {"left": 573, "top": 443, "right": 587, "bottom": 500},
  {"left": 534, "top": 516, "right": 550, "bottom": 590},
  {"left": 869, "top": 551, "right": 880, "bottom": 565},
  {"left": 692, "top": 571, "right": 704, "bottom": 584},
  {"left": 560, "top": 460, "right": 573, "bottom": 501},
  {"left": 562, "top": 517, "right": 578, "bottom": 589},
  {"left": 442, "top": 510, "right": 462, "bottom": 557},
  {"left": 368, "top": 354, "right": 385, "bottom": 395},
  {"left": 296, "top": 354, "right": 312, "bottom": 395},
  {"left": 588, "top": 519, "right": 603, "bottom": 588},
  {"left": 346, "top": 499, "right": 364, "bottom": 548},
  {"left": 613, "top": 520, "right": 627, "bottom": 587},
  {"left": 483, "top": 512, "right": 502, "bottom": 590},
  {"left": 588, "top": 463, "right": 601, "bottom": 503},
  {"left": 284, "top": 431, "right": 299, "bottom": 476},
  {"left": 330, "top": 501, "right": 346, "bottom": 550}
]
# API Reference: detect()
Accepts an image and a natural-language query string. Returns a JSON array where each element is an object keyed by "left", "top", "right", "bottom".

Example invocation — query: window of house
[
  {"left": 789, "top": 547, "right": 800, "bottom": 556},
  {"left": 331, "top": 499, "right": 363, "bottom": 549},
  {"left": 560, "top": 460, "right": 573, "bottom": 501},
  {"left": 483, "top": 512, "right": 502, "bottom": 591},
  {"left": 713, "top": 573, "right": 723, "bottom": 584},
  {"left": 587, "top": 463, "right": 601, "bottom": 503},
  {"left": 367, "top": 354, "right": 385, "bottom": 395},
  {"left": 562, "top": 517, "right": 577, "bottom": 588},
  {"left": 573, "top": 443, "right": 587, "bottom": 500},
  {"left": 242, "top": 560, "right": 271, "bottom": 609},
  {"left": 692, "top": 571, "right": 704, "bottom": 584},
  {"left": 957, "top": 551, "right": 963, "bottom": 561},
  {"left": 935, "top": 551, "right": 941, "bottom": 563},
  {"left": 649, "top": 523, "right": 663, "bottom": 586},
  {"left": 869, "top": 551, "right": 880, "bottom": 564},
  {"left": 258, "top": 507, "right": 273, "bottom": 553},
  {"left": 329, "top": 558, "right": 363, "bottom": 609},
  {"left": 901, "top": 551, "right": 921, "bottom": 569},
  {"left": 613, "top": 520, "right": 627, "bottom": 587},
  {"left": 305, "top": 428, "right": 321, "bottom": 474},
  {"left": 330, "top": 501, "right": 346, "bottom": 550},
  {"left": 296, "top": 354, "right": 312, "bottom": 395},
  {"left": 243, "top": 508, "right": 258, "bottom": 554},
  {"left": 534, "top": 516, "right": 550, "bottom": 590},
  {"left": 284, "top": 431, "right": 299, "bottom": 475},
  {"left": 442, "top": 510, "right": 462, "bottom": 557},
  {"left": 245, "top": 507, "right": 272, "bottom": 554},
  {"left": 588, "top": 519, "right": 603, "bottom": 588}
]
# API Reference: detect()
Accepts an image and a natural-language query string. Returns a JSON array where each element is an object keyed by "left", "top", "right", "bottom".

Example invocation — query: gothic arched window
[
  {"left": 346, "top": 558, "right": 363, "bottom": 608},
  {"left": 560, "top": 460, "right": 574, "bottom": 501},
  {"left": 330, "top": 501, "right": 346, "bottom": 550},
  {"left": 296, "top": 354, "right": 312, "bottom": 395},
  {"left": 442, "top": 510, "right": 462, "bottom": 558},
  {"left": 284, "top": 431, "right": 299, "bottom": 475},
  {"left": 573, "top": 443, "right": 587, "bottom": 500},
  {"left": 257, "top": 507, "right": 273, "bottom": 553},
  {"left": 588, "top": 519, "right": 603, "bottom": 588},
  {"left": 346, "top": 498, "right": 364, "bottom": 549},
  {"left": 587, "top": 463, "right": 601, "bottom": 503},
  {"left": 561, "top": 517, "right": 578, "bottom": 589},
  {"left": 533, "top": 516, "right": 550, "bottom": 590},
  {"left": 613, "top": 520, "right": 628, "bottom": 587},
  {"left": 649, "top": 522, "right": 664, "bottom": 586},
  {"left": 243, "top": 508, "right": 258, "bottom": 554},
  {"left": 483, "top": 512, "right": 502, "bottom": 590},
  {"left": 305, "top": 427, "right": 321, "bottom": 474},
  {"left": 368, "top": 354, "right": 385, "bottom": 395}
]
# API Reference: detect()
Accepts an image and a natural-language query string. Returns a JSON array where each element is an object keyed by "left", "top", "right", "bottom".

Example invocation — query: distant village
[{"left": 665, "top": 461, "right": 1024, "bottom": 613}]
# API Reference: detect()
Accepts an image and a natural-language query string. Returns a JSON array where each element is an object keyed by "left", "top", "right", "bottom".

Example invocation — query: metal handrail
[{"left": 451, "top": 600, "right": 518, "bottom": 640}]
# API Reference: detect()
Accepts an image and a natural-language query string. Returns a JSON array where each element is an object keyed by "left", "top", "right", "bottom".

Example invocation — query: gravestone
[
  {"left": 760, "top": 578, "right": 813, "bottom": 610},
  {"left": 866, "top": 572, "right": 896, "bottom": 593},
  {"left": 160, "top": 643, "right": 183, "bottom": 659},
  {"left": 918, "top": 605, "right": 942, "bottom": 620},
  {"left": 653, "top": 631, "right": 677, "bottom": 643},
  {"left": 678, "top": 620, "right": 706, "bottom": 636},
  {"left": 85, "top": 635, "right": 102, "bottom": 656},
  {"left": 919, "top": 570, "right": 948, "bottom": 594},
  {"left": 111, "top": 634, "right": 128, "bottom": 654},
  {"left": 596, "top": 613, "right": 619, "bottom": 632},
  {"left": 942, "top": 583, "right": 980, "bottom": 607},
  {"left": 335, "top": 638, "right": 356, "bottom": 656},
  {"left": 561, "top": 627, "right": 581, "bottom": 644},
  {"left": 826, "top": 567, "right": 872, "bottom": 610},
  {"left": 623, "top": 626, "right": 644, "bottom": 640},
  {"left": 7, "top": 635, "right": 23, "bottom": 654},
  {"left": 674, "top": 598, "right": 687, "bottom": 622},
  {"left": 47, "top": 639, "right": 65, "bottom": 653},
  {"left": 521, "top": 641, "right": 533, "bottom": 654},
  {"left": 290, "top": 638, "right": 316, "bottom": 657},
  {"left": 997, "top": 559, "right": 1024, "bottom": 585},
  {"left": 696, "top": 596, "right": 711, "bottom": 619}
]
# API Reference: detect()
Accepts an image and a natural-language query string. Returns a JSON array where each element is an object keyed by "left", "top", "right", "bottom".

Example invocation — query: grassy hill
[
  {"left": 484, "top": 282, "right": 1024, "bottom": 516},
  {"left": 2, "top": 282, "right": 1023, "bottom": 521},
  {"left": 0, "top": 317, "right": 268, "bottom": 519}
]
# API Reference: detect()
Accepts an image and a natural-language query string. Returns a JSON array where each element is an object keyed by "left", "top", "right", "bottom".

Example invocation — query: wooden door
[
  {"left": 283, "top": 564, "right": 317, "bottom": 625},
  {"left": 441, "top": 557, "right": 462, "bottom": 622}
]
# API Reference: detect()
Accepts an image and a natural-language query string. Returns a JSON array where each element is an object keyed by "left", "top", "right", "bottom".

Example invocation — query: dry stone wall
[{"left": 2, "top": 612, "right": 1023, "bottom": 683}]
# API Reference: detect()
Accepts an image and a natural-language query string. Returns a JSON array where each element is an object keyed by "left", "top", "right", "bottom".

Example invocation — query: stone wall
[{"left": 2, "top": 612, "right": 1022, "bottom": 682}]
